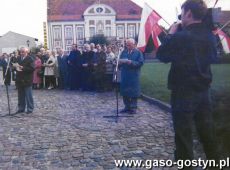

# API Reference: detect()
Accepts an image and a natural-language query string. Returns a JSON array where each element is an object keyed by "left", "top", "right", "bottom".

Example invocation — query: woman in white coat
[{"left": 44, "top": 51, "right": 56, "bottom": 89}]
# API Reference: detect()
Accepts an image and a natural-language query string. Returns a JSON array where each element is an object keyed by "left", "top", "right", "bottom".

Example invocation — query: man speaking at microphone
[
  {"left": 119, "top": 38, "right": 144, "bottom": 114},
  {"left": 14, "top": 47, "right": 35, "bottom": 114},
  {"left": 156, "top": 0, "right": 220, "bottom": 165}
]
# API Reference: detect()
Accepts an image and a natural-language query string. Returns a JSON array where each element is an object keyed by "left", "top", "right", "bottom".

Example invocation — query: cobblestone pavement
[{"left": 0, "top": 84, "right": 177, "bottom": 170}]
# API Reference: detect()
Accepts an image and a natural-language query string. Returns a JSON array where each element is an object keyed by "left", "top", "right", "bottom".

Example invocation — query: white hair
[
  {"left": 84, "top": 44, "right": 90, "bottom": 48},
  {"left": 90, "top": 43, "right": 95, "bottom": 47},
  {"left": 126, "top": 38, "right": 136, "bottom": 45},
  {"left": 20, "top": 47, "right": 29, "bottom": 52}
]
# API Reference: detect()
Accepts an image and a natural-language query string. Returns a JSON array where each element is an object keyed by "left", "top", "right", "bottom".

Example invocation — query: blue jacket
[
  {"left": 0, "top": 58, "right": 8, "bottom": 68},
  {"left": 120, "top": 48, "right": 144, "bottom": 97},
  {"left": 57, "top": 55, "right": 68, "bottom": 74}
]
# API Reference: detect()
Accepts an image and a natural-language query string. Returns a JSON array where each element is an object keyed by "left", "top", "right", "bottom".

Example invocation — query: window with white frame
[
  {"left": 53, "top": 27, "right": 61, "bottom": 40},
  {"left": 128, "top": 25, "right": 136, "bottom": 38},
  {"left": 65, "top": 26, "right": 73, "bottom": 39},
  {"left": 54, "top": 41, "right": 61, "bottom": 48},
  {"left": 66, "top": 46, "right": 72, "bottom": 52},
  {"left": 89, "top": 27, "right": 96, "bottom": 37},
  {"left": 77, "top": 40, "right": 84, "bottom": 46},
  {"left": 96, "top": 20, "right": 104, "bottom": 34},
  {"left": 66, "top": 40, "right": 73, "bottom": 46},
  {"left": 105, "top": 20, "right": 111, "bottom": 25},
  {"left": 117, "top": 25, "right": 124, "bottom": 38},
  {"left": 105, "top": 27, "right": 111, "bottom": 37},
  {"left": 89, "top": 20, "right": 95, "bottom": 25},
  {"left": 76, "top": 27, "right": 84, "bottom": 40}
]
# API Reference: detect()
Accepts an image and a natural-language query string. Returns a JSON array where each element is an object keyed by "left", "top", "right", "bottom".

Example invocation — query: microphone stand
[
  {"left": 0, "top": 57, "right": 13, "bottom": 117},
  {"left": 103, "top": 49, "right": 133, "bottom": 122}
]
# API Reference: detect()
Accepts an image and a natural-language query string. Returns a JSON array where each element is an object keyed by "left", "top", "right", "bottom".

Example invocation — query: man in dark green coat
[
  {"left": 119, "top": 38, "right": 144, "bottom": 114},
  {"left": 156, "top": 0, "right": 220, "bottom": 164}
]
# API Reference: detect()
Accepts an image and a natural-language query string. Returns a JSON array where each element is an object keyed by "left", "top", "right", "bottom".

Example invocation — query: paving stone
[{"left": 0, "top": 80, "right": 195, "bottom": 169}]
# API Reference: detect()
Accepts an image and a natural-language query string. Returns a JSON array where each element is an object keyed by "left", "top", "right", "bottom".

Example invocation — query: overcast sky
[{"left": 0, "top": 0, "right": 229, "bottom": 42}]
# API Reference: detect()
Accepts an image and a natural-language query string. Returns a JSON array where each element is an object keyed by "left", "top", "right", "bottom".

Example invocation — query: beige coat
[{"left": 44, "top": 55, "right": 55, "bottom": 76}]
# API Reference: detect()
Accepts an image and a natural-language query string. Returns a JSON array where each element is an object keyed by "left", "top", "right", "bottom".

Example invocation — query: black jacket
[
  {"left": 156, "top": 23, "right": 217, "bottom": 91},
  {"left": 67, "top": 50, "right": 82, "bottom": 68},
  {"left": 81, "top": 51, "right": 95, "bottom": 71},
  {"left": 16, "top": 56, "right": 35, "bottom": 87}
]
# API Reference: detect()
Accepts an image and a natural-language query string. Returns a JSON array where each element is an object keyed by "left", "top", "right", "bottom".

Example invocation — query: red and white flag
[
  {"left": 214, "top": 29, "right": 230, "bottom": 54},
  {"left": 137, "top": 3, "right": 163, "bottom": 52}
]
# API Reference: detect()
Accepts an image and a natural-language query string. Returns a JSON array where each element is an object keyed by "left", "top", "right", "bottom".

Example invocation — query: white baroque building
[{"left": 47, "top": 0, "right": 142, "bottom": 51}]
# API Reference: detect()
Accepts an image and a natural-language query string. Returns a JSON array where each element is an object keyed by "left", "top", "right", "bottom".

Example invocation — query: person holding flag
[{"left": 156, "top": 0, "right": 220, "bottom": 165}]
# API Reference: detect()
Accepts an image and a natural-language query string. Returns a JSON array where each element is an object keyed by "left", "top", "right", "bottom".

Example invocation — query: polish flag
[
  {"left": 214, "top": 29, "right": 230, "bottom": 54},
  {"left": 137, "top": 3, "right": 163, "bottom": 52}
]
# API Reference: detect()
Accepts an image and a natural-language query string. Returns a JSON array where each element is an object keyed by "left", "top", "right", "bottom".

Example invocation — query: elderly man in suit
[
  {"left": 57, "top": 48, "right": 69, "bottom": 89},
  {"left": 119, "top": 38, "right": 144, "bottom": 114},
  {"left": 14, "top": 47, "right": 35, "bottom": 114}
]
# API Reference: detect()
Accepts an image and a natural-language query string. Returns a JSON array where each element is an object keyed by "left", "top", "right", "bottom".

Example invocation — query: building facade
[{"left": 47, "top": 0, "right": 142, "bottom": 51}]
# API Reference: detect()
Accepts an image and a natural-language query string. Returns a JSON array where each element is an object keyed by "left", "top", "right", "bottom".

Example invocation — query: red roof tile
[{"left": 48, "top": 0, "right": 142, "bottom": 22}]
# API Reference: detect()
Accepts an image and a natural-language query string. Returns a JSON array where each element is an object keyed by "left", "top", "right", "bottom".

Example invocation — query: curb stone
[{"left": 141, "top": 93, "right": 171, "bottom": 113}]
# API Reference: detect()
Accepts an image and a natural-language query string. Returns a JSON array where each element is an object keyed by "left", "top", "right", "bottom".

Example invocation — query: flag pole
[
  {"left": 213, "top": 0, "right": 219, "bottom": 8},
  {"left": 145, "top": 2, "right": 171, "bottom": 27},
  {"left": 214, "top": 20, "right": 230, "bottom": 35}
]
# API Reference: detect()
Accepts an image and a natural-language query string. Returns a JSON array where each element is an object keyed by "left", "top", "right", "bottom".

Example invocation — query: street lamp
[{"left": 26, "top": 40, "right": 30, "bottom": 47}]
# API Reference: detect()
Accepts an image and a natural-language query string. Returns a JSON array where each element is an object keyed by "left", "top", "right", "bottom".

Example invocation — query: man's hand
[
  {"left": 169, "top": 22, "right": 182, "bottom": 34},
  {"left": 16, "top": 65, "right": 23, "bottom": 72},
  {"left": 119, "top": 59, "right": 130, "bottom": 65}
]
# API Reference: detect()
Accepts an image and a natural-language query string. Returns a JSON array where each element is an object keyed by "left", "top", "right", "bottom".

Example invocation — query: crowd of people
[
  {"left": 0, "top": 38, "right": 143, "bottom": 117},
  {"left": 0, "top": 43, "right": 119, "bottom": 92},
  {"left": 0, "top": 0, "right": 223, "bottom": 167}
]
